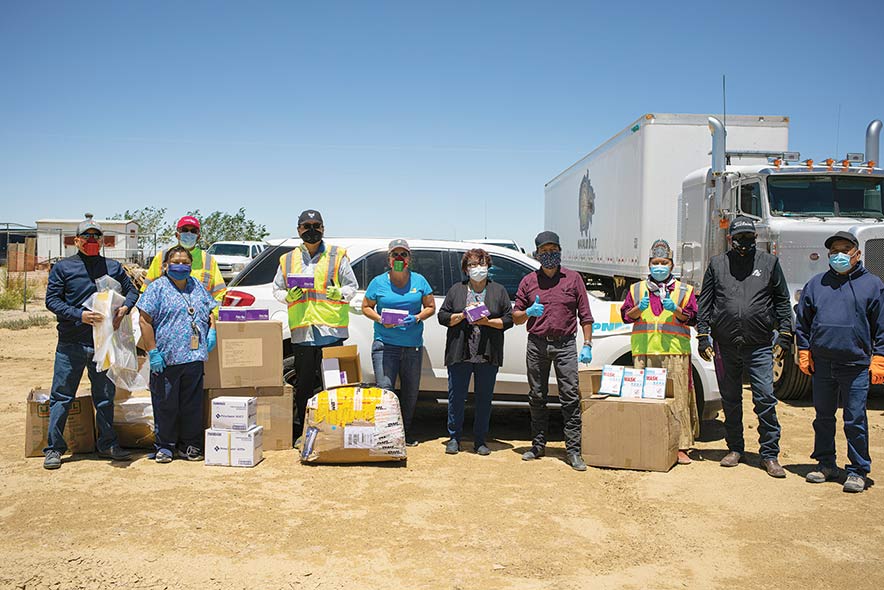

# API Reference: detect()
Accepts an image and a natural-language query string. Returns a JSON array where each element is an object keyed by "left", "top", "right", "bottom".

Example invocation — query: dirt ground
[{"left": 1, "top": 324, "right": 883, "bottom": 590}]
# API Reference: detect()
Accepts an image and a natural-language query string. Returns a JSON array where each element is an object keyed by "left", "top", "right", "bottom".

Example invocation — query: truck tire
[
  {"left": 283, "top": 354, "right": 297, "bottom": 388},
  {"left": 773, "top": 355, "right": 811, "bottom": 400},
  {"left": 692, "top": 366, "right": 705, "bottom": 420}
]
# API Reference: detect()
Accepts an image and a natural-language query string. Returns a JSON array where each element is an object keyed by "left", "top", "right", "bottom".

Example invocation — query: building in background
[{"left": 35, "top": 215, "right": 139, "bottom": 263}]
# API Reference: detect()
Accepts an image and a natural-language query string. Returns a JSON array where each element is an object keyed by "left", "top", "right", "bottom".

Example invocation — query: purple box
[
  {"left": 286, "top": 274, "right": 314, "bottom": 290},
  {"left": 218, "top": 308, "right": 247, "bottom": 322},
  {"left": 464, "top": 303, "right": 490, "bottom": 323},
  {"left": 380, "top": 309, "right": 409, "bottom": 325},
  {"left": 245, "top": 309, "right": 269, "bottom": 321}
]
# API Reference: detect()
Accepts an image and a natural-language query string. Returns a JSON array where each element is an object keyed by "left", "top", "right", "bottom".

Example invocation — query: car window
[
  {"left": 230, "top": 245, "right": 294, "bottom": 287},
  {"left": 208, "top": 243, "right": 251, "bottom": 256},
  {"left": 355, "top": 249, "right": 445, "bottom": 295},
  {"left": 449, "top": 249, "right": 533, "bottom": 300}
]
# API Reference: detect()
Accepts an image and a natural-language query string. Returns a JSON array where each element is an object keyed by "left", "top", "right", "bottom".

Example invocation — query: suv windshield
[
  {"left": 768, "top": 175, "right": 884, "bottom": 217},
  {"left": 208, "top": 243, "right": 252, "bottom": 256}
]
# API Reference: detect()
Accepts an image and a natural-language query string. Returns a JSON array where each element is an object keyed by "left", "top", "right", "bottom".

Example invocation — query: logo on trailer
[{"left": 579, "top": 171, "right": 595, "bottom": 237}]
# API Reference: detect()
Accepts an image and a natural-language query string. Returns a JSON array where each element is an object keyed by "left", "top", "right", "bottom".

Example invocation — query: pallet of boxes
[
  {"left": 299, "top": 345, "right": 407, "bottom": 464},
  {"left": 578, "top": 365, "right": 680, "bottom": 472},
  {"left": 203, "top": 309, "right": 292, "bottom": 467}
]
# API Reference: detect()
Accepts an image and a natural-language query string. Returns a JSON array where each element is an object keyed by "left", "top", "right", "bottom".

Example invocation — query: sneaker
[
  {"left": 475, "top": 445, "right": 491, "bottom": 456},
  {"left": 97, "top": 445, "right": 132, "bottom": 461},
  {"left": 405, "top": 439, "right": 419, "bottom": 447},
  {"left": 293, "top": 436, "right": 303, "bottom": 450},
  {"left": 521, "top": 446, "right": 545, "bottom": 461},
  {"left": 806, "top": 464, "right": 840, "bottom": 484},
  {"left": 155, "top": 450, "right": 173, "bottom": 464},
  {"left": 567, "top": 453, "right": 587, "bottom": 472},
  {"left": 177, "top": 446, "right": 204, "bottom": 462},
  {"left": 843, "top": 474, "right": 866, "bottom": 493},
  {"left": 43, "top": 450, "right": 62, "bottom": 470},
  {"left": 719, "top": 451, "right": 743, "bottom": 467},
  {"left": 445, "top": 439, "right": 460, "bottom": 455}
]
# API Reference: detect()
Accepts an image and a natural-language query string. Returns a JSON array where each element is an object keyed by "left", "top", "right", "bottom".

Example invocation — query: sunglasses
[
  {"left": 390, "top": 251, "right": 410, "bottom": 259},
  {"left": 178, "top": 227, "right": 199, "bottom": 234},
  {"left": 78, "top": 233, "right": 101, "bottom": 240}
]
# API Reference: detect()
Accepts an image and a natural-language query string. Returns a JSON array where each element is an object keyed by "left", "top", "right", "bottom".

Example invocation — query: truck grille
[{"left": 864, "top": 238, "right": 884, "bottom": 281}]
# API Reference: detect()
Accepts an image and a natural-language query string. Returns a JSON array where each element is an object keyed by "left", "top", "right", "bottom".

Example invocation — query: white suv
[
  {"left": 223, "top": 237, "right": 721, "bottom": 418},
  {"left": 206, "top": 241, "right": 267, "bottom": 281}
]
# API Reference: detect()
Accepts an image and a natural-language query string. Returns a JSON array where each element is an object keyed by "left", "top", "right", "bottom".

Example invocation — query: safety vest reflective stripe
[
  {"left": 630, "top": 279, "right": 693, "bottom": 355},
  {"left": 280, "top": 245, "right": 350, "bottom": 330}
]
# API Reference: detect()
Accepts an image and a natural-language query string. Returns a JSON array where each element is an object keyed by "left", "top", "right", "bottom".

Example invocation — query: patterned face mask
[{"left": 537, "top": 250, "right": 561, "bottom": 269}]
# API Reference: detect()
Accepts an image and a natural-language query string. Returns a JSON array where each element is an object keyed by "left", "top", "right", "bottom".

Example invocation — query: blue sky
[{"left": 2, "top": 1, "right": 881, "bottom": 250}]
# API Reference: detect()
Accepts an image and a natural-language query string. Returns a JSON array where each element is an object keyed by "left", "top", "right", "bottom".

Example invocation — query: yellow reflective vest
[
  {"left": 630, "top": 280, "right": 693, "bottom": 356},
  {"left": 142, "top": 247, "right": 227, "bottom": 304},
  {"left": 280, "top": 245, "right": 349, "bottom": 330}
]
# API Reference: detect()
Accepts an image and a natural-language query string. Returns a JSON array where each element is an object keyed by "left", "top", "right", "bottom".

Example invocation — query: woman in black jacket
[{"left": 437, "top": 249, "right": 514, "bottom": 455}]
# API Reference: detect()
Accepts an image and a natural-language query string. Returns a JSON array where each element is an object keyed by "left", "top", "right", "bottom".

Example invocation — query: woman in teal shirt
[{"left": 361, "top": 239, "right": 436, "bottom": 446}]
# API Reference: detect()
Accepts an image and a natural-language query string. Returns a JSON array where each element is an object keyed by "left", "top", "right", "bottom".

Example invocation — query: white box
[
  {"left": 211, "top": 396, "right": 258, "bottom": 431},
  {"left": 598, "top": 365, "right": 625, "bottom": 396},
  {"left": 321, "top": 358, "right": 343, "bottom": 389},
  {"left": 620, "top": 368, "right": 645, "bottom": 398},
  {"left": 642, "top": 367, "right": 668, "bottom": 399},
  {"left": 205, "top": 425, "right": 264, "bottom": 467}
]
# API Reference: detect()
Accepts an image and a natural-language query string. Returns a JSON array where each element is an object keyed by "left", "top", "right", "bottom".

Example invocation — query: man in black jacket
[{"left": 696, "top": 216, "right": 792, "bottom": 477}]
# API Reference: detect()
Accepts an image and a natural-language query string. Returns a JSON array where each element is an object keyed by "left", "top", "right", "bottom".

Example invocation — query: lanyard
[{"left": 167, "top": 276, "right": 200, "bottom": 348}]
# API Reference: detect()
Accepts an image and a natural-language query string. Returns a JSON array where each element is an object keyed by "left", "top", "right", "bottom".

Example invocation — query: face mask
[
  {"left": 537, "top": 250, "right": 561, "bottom": 269},
  {"left": 178, "top": 232, "right": 198, "bottom": 249},
  {"left": 167, "top": 263, "right": 191, "bottom": 281},
  {"left": 301, "top": 229, "right": 322, "bottom": 245},
  {"left": 391, "top": 259, "right": 408, "bottom": 272},
  {"left": 80, "top": 239, "right": 101, "bottom": 257},
  {"left": 828, "top": 252, "right": 854, "bottom": 274},
  {"left": 469, "top": 265, "right": 489, "bottom": 281},
  {"left": 732, "top": 236, "right": 756, "bottom": 256},
  {"left": 649, "top": 264, "right": 671, "bottom": 282}
]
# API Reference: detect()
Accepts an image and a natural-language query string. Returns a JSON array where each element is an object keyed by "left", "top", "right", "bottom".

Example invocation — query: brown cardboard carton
[
  {"left": 321, "top": 345, "right": 362, "bottom": 386},
  {"left": 205, "top": 385, "right": 293, "bottom": 450},
  {"left": 580, "top": 397, "right": 679, "bottom": 472},
  {"left": 25, "top": 389, "right": 96, "bottom": 457},
  {"left": 113, "top": 396, "right": 155, "bottom": 449},
  {"left": 203, "top": 320, "right": 284, "bottom": 389},
  {"left": 578, "top": 366, "right": 674, "bottom": 398},
  {"left": 301, "top": 386, "right": 406, "bottom": 464}
]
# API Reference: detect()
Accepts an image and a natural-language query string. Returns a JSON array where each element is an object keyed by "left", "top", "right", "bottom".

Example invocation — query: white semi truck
[{"left": 545, "top": 113, "right": 884, "bottom": 398}]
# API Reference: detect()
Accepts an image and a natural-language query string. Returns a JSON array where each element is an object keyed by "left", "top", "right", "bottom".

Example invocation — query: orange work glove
[
  {"left": 798, "top": 350, "right": 814, "bottom": 376},
  {"left": 871, "top": 355, "right": 884, "bottom": 385}
]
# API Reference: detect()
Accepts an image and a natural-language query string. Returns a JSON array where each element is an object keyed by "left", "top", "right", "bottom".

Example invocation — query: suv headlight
[{"left": 232, "top": 263, "right": 245, "bottom": 272}]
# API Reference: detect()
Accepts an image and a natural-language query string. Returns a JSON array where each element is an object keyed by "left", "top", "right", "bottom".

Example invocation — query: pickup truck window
[{"left": 768, "top": 175, "right": 884, "bottom": 217}]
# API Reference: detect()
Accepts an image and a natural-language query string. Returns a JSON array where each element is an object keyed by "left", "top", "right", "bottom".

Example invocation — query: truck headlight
[{"left": 232, "top": 263, "right": 245, "bottom": 272}]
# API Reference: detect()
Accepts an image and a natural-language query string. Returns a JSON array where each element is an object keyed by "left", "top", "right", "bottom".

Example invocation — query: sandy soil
[{"left": 1, "top": 324, "right": 883, "bottom": 589}]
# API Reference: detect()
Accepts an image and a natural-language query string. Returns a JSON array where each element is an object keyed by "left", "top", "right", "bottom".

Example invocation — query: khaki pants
[{"left": 634, "top": 354, "right": 699, "bottom": 449}]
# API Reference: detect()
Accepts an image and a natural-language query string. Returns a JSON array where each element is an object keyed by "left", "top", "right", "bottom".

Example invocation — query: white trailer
[{"left": 544, "top": 113, "right": 788, "bottom": 298}]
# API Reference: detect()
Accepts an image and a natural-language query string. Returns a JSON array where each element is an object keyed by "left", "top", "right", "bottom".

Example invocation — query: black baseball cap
[
  {"left": 824, "top": 231, "right": 859, "bottom": 249},
  {"left": 729, "top": 216, "right": 756, "bottom": 236},
  {"left": 534, "top": 231, "right": 560, "bottom": 249},
  {"left": 298, "top": 210, "right": 323, "bottom": 226}
]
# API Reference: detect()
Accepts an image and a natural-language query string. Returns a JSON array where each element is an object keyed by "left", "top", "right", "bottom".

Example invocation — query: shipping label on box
[
  {"left": 642, "top": 367, "right": 668, "bottom": 399},
  {"left": 620, "top": 368, "right": 645, "bottom": 398},
  {"left": 204, "top": 320, "right": 283, "bottom": 389},
  {"left": 211, "top": 396, "right": 258, "bottom": 431},
  {"left": 25, "top": 389, "right": 96, "bottom": 457},
  {"left": 205, "top": 425, "right": 263, "bottom": 467},
  {"left": 598, "top": 365, "right": 625, "bottom": 396},
  {"left": 463, "top": 303, "right": 490, "bottom": 323},
  {"left": 286, "top": 274, "right": 314, "bottom": 290},
  {"left": 205, "top": 386, "right": 292, "bottom": 450}
]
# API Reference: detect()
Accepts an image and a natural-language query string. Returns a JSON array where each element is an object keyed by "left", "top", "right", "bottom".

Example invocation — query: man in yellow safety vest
[
  {"left": 142, "top": 215, "right": 227, "bottom": 305},
  {"left": 272, "top": 210, "right": 358, "bottom": 444}
]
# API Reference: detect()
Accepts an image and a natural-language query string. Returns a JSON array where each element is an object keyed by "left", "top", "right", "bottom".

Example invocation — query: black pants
[
  {"left": 150, "top": 361, "right": 204, "bottom": 454},
  {"left": 526, "top": 334, "right": 581, "bottom": 454},
  {"left": 292, "top": 340, "right": 343, "bottom": 435}
]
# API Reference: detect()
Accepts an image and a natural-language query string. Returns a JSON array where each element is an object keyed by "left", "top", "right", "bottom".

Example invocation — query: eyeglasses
[
  {"left": 300, "top": 223, "right": 322, "bottom": 230},
  {"left": 178, "top": 227, "right": 199, "bottom": 234},
  {"left": 390, "top": 251, "right": 410, "bottom": 259}
]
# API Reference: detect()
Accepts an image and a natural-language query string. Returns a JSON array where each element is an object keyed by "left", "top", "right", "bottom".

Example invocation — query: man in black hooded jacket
[{"left": 696, "top": 216, "right": 792, "bottom": 478}]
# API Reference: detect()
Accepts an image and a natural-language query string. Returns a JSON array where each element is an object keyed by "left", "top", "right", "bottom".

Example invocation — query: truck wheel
[
  {"left": 692, "top": 366, "right": 706, "bottom": 420},
  {"left": 773, "top": 355, "right": 811, "bottom": 400},
  {"left": 283, "top": 354, "right": 297, "bottom": 388}
]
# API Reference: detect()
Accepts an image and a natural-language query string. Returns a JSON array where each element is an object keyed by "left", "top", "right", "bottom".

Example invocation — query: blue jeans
[
  {"left": 45, "top": 341, "right": 118, "bottom": 454},
  {"left": 811, "top": 359, "right": 871, "bottom": 476},
  {"left": 718, "top": 343, "right": 781, "bottom": 459},
  {"left": 371, "top": 340, "right": 422, "bottom": 434},
  {"left": 447, "top": 362, "right": 499, "bottom": 448},
  {"left": 150, "top": 361, "right": 205, "bottom": 454}
]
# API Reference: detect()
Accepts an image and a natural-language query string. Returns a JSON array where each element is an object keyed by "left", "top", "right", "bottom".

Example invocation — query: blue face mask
[
  {"left": 178, "top": 232, "right": 198, "bottom": 249},
  {"left": 167, "top": 263, "right": 191, "bottom": 281},
  {"left": 649, "top": 264, "right": 671, "bottom": 282},
  {"left": 829, "top": 252, "right": 854, "bottom": 274}
]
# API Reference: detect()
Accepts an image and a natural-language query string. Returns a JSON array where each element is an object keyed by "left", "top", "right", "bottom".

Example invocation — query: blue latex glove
[
  {"left": 525, "top": 295, "right": 544, "bottom": 318},
  {"left": 662, "top": 297, "right": 677, "bottom": 312},
  {"left": 638, "top": 295, "right": 650, "bottom": 311},
  {"left": 148, "top": 348, "right": 166, "bottom": 374},
  {"left": 579, "top": 344, "right": 592, "bottom": 364},
  {"left": 399, "top": 314, "right": 417, "bottom": 330},
  {"left": 285, "top": 287, "right": 304, "bottom": 303},
  {"left": 207, "top": 327, "right": 217, "bottom": 352}
]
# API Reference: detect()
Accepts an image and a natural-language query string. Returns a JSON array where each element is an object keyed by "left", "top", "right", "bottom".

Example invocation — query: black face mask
[
  {"left": 301, "top": 229, "right": 323, "bottom": 244},
  {"left": 733, "top": 236, "right": 756, "bottom": 256}
]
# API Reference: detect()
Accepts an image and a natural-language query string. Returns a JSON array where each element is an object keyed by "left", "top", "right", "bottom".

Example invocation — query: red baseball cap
[{"left": 177, "top": 216, "right": 201, "bottom": 230}]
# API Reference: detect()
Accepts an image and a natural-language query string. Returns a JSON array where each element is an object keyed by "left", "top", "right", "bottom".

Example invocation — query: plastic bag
[{"left": 85, "top": 275, "right": 150, "bottom": 391}]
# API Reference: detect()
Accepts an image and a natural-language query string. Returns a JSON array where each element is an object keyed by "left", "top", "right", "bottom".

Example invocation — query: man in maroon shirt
[{"left": 514, "top": 231, "right": 594, "bottom": 471}]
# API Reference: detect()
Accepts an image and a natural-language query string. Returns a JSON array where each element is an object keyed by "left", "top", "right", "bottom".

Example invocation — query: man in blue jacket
[
  {"left": 796, "top": 231, "right": 884, "bottom": 493},
  {"left": 43, "top": 217, "right": 139, "bottom": 469}
]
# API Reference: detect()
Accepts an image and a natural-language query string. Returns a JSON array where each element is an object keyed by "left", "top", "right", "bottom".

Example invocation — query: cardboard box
[
  {"left": 205, "top": 425, "right": 263, "bottom": 467},
  {"left": 581, "top": 397, "right": 679, "bottom": 472},
  {"left": 464, "top": 302, "right": 490, "bottom": 323},
  {"left": 203, "top": 320, "right": 284, "bottom": 389},
  {"left": 286, "top": 274, "right": 314, "bottom": 289},
  {"left": 25, "top": 389, "right": 96, "bottom": 457},
  {"left": 211, "top": 396, "right": 258, "bottom": 431},
  {"left": 113, "top": 396, "right": 155, "bottom": 449},
  {"left": 205, "top": 386, "right": 293, "bottom": 450},
  {"left": 321, "top": 345, "right": 362, "bottom": 387},
  {"left": 578, "top": 368, "right": 602, "bottom": 399},
  {"left": 301, "top": 386, "right": 406, "bottom": 463},
  {"left": 380, "top": 309, "right": 408, "bottom": 325}
]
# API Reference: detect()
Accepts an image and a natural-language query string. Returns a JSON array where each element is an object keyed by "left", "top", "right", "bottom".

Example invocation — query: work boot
[
  {"left": 521, "top": 446, "right": 545, "bottom": 461},
  {"left": 43, "top": 450, "right": 62, "bottom": 470},
  {"left": 567, "top": 453, "right": 587, "bottom": 472},
  {"left": 806, "top": 464, "right": 840, "bottom": 484},
  {"left": 720, "top": 451, "right": 742, "bottom": 467},
  {"left": 760, "top": 458, "right": 786, "bottom": 478},
  {"left": 843, "top": 474, "right": 866, "bottom": 493},
  {"left": 445, "top": 439, "right": 460, "bottom": 455},
  {"left": 97, "top": 445, "right": 132, "bottom": 461}
]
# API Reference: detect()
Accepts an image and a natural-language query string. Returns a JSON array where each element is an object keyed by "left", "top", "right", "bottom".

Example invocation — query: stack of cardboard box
[{"left": 205, "top": 396, "right": 263, "bottom": 467}]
